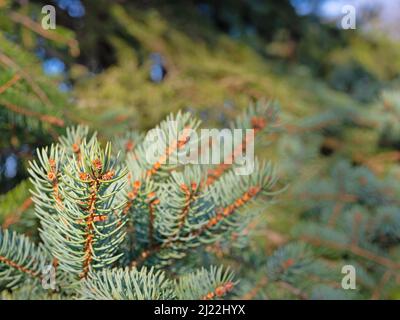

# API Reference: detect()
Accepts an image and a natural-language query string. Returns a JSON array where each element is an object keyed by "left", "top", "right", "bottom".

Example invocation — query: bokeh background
[{"left": 1, "top": 0, "right": 400, "bottom": 299}]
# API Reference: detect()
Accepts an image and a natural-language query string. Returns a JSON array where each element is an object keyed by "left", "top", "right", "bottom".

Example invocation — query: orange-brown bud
[
  {"left": 47, "top": 171, "right": 56, "bottom": 182},
  {"left": 208, "top": 217, "right": 218, "bottom": 227},
  {"left": 72, "top": 143, "right": 80, "bottom": 153},
  {"left": 283, "top": 258, "right": 295, "bottom": 269},
  {"left": 215, "top": 286, "right": 226, "bottom": 297},
  {"left": 79, "top": 172, "right": 90, "bottom": 181},
  {"left": 147, "top": 192, "right": 156, "bottom": 199},
  {"left": 93, "top": 215, "right": 108, "bottom": 222},
  {"left": 154, "top": 162, "right": 161, "bottom": 170},
  {"left": 127, "top": 191, "right": 136, "bottom": 200},
  {"left": 251, "top": 116, "right": 267, "bottom": 131},
  {"left": 225, "top": 282, "right": 234, "bottom": 292},
  {"left": 48, "top": 159, "right": 56, "bottom": 168},
  {"left": 92, "top": 159, "right": 102, "bottom": 171},
  {"left": 102, "top": 170, "right": 115, "bottom": 181},
  {"left": 248, "top": 186, "right": 260, "bottom": 196},
  {"left": 125, "top": 140, "right": 134, "bottom": 152}
]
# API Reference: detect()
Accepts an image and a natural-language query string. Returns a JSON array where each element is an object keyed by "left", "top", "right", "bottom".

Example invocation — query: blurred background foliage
[{"left": 0, "top": 0, "right": 400, "bottom": 299}]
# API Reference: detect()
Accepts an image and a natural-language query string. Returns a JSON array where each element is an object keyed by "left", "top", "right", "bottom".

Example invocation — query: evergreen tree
[
  {"left": 1, "top": 101, "right": 284, "bottom": 299},
  {"left": 1, "top": 0, "right": 399, "bottom": 300}
]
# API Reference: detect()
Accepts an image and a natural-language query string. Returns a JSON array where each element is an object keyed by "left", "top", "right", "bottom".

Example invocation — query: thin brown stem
[
  {"left": 0, "top": 51, "right": 52, "bottom": 107},
  {"left": 0, "top": 255, "right": 41, "bottom": 279},
  {"left": 80, "top": 177, "right": 100, "bottom": 279},
  {"left": 0, "top": 100, "right": 64, "bottom": 127},
  {"left": 8, "top": 11, "right": 79, "bottom": 57},
  {"left": 0, "top": 73, "right": 21, "bottom": 95},
  {"left": 2, "top": 197, "right": 33, "bottom": 229},
  {"left": 302, "top": 235, "right": 400, "bottom": 270},
  {"left": 132, "top": 186, "right": 261, "bottom": 267}
]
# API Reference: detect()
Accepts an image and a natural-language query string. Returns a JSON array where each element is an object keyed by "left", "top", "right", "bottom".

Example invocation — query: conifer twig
[
  {"left": 301, "top": 235, "right": 400, "bottom": 270},
  {"left": 200, "top": 281, "right": 235, "bottom": 300},
  {"left": 2, "top": 197, "right": 33, "bottom": 229},
  {"left": 8, "top": 11, "right": 79, "bottom": 57},
  {"left": 0, "top": 100, "right": 64, "bottom": 127},
  {"left": 371, "top": 270, "right": 392, "bottom": 300},
  {"left": 0, "top": 255, "right": 41, "bottom": 279},
  {"left": 133, "top": 185, "right": 262, "bottom": 266},
  {"left": 146, "top": 127, "right": 191, "bottom": 178},
  {"left": 0, "top": 73, "right": 21, "bottom": 95},
  {"left": 81, "top": 166, "right": 101, "bottom": 279},
  {"left": 0, "top": 51, "right": 52, "bottom": 107},
  {"left": 241, "top": 276, "right": 268, "bottom": 300},
  {"left": 206, "top": 116, "right": 266, "bottom": 186}
]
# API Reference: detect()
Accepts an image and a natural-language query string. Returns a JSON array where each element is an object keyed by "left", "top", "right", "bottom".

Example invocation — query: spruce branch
[
  {"left": 29, "top": 129, "right": 129, "bottom": 281},
  {"left": 0, "top": 229, "right": 49, "bottom": 289},
  {"left": 0, "top": 100, "right": 65, "bottom": 127},
  {"left": 175, "top": 265, "right": 236, "bottom": 300},
  {"left": 206, "top": 101, "right": 279, "bottom": 185},
  {"left": 0, "top": 180, "right": 33, "bottom": 229},
  {"left": 79, "top": 267, "right": 175, "bottom": 300},
  {"left": 8, "top": 10, "right": 80, "bottom": 57},
  {"left": 0, "top": 49, "right": 52, "bottom": 107},
  {"left": 0, "top": 72, "right": 21, "bottom": 95},
  {"left": 1, "top": 105, "right": 282, "bottom": 298}
]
